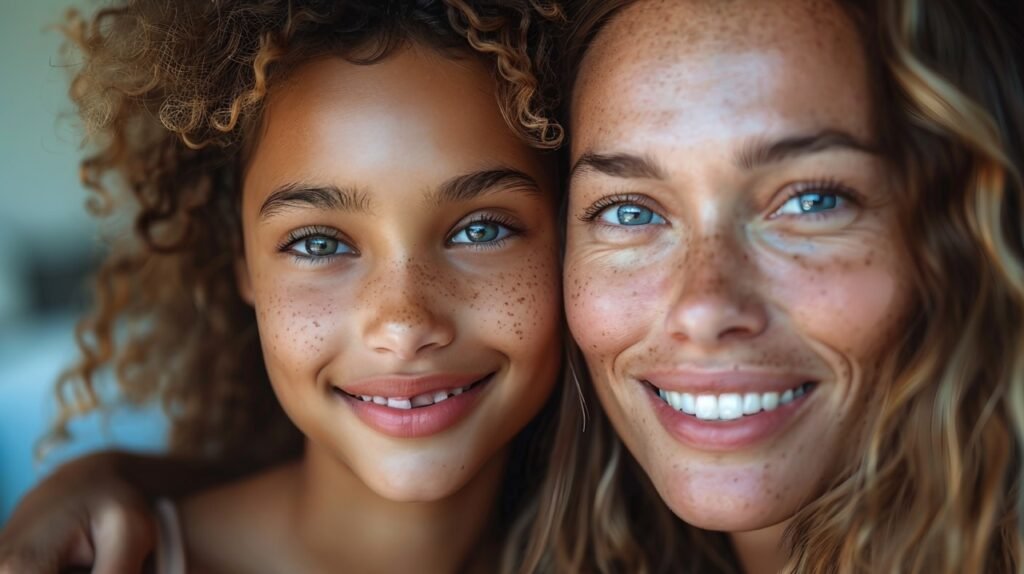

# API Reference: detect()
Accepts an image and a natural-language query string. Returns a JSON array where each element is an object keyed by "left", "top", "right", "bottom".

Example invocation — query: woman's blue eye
[
  {"left": 598, "top": 204, "right": 666, "bottom": 226},
  {"left": 775, "top": 193, "right": 841, "bottom": 216},
  {"left": 450, "top": 221, "right": 512, "bottom": 244},
  {"left": 290, "top": 235, "right": 352, "bottom": 257}
]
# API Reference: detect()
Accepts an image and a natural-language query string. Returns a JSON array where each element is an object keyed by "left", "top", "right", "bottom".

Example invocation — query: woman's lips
[
  {"left": 638, "top": 373, "right": 819, "bottom": 451},
  {"left": 333, "top": 373, "right": 494, "bottom": 438}
]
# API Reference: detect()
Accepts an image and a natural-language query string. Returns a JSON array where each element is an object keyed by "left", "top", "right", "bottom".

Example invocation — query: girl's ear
[{"left": 235, "top": 257, "right": 255, "bottom": 305}]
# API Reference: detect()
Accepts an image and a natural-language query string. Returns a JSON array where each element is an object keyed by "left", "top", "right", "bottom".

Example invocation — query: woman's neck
[
  {"left": 289, "top": 442, "right": 508, "bottom": 573},
  {"left": 729, "top": 520, "right": 789, "bottom": 574}
]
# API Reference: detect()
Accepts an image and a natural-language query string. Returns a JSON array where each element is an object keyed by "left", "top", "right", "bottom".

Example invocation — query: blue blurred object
[
  {"left": 0, "top": 0, "right": 169, "bottom": 525},
  {"left": 0, "top": 315, "right": 168, "bottom": 524}
]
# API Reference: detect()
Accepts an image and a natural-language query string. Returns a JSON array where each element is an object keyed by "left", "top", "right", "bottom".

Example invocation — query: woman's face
[
  {"left": 238, "top": 48, "right": 562, "bottom": 501},
  {"left": 565, "top": 0, "right": 912, "bottom": 531}
]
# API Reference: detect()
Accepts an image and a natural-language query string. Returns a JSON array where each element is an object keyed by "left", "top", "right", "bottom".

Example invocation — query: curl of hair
[
  {"left": 535, "top": 0, "right": 1024, "bottom": 572},
  {"left": 46, "top": 0, "right": 565, "bottom": 479},
  {"left": 784, "top": 1, "right": 1024, "bottom": 572}
]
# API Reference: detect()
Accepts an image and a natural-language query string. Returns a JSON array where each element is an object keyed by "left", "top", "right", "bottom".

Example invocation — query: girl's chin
[{"left": 362, "top": 471, "right": 471, "bottom": 503}]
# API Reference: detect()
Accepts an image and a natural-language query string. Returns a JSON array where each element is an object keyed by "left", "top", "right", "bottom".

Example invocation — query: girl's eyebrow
[
  {"left": 259, "top": 168, "right": 541, "bottom": 221},
  {"left": 428, "top": 168, "right": 543, "bottom": 206},
  {"left": 259, "top": 183, "right": 371, "bottom": 220}
]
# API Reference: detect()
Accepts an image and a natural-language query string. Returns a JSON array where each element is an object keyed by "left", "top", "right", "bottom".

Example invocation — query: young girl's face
[
  {"left": 236, "top": 47, "right": 562, "bottom": 501},
  {"left": 565, "top": 0, "right": 912, "bottom": 532}
]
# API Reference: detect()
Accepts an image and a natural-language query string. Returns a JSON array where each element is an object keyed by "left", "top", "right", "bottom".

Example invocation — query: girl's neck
[
  {"left": 729, "top": 520, "right": 789, "bottom": 574},
  {"left": 289, "top": 442, "right": 508, "bottom": 573}
]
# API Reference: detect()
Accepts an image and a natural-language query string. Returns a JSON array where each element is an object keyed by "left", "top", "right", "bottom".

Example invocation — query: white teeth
[
  {"left": 680, "top": 393, "right": 696, "bottom": 415},
  {"left": 717, "top": 393, "right": 743, "bottom": 420},
  {"left": 666, "top": 391, "right": 684, "bottom": 410},
  {"left": 656, "top": 384, "right": 811, "bottom": 419},
  {"left": 411, "top": 394, "right": 433, "bottom": 408},
  {"left": 387, "top": 398, "right": 412, "bottom": 410},
  {"left": 695, "top": 395, "right": 719, "bottom": 420},
  {"left": 357, "top": 384, "right": 476, "bottom": 410},
  {"left": 742, "top": 393, "right": 761, "bottom": 415}
]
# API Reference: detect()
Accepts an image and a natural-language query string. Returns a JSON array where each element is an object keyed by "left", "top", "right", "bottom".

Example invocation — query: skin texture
[
  {"left": 178, "top": 45, "right": 562, "bottom": 573},
  {"left": 565, "top": 0, "right": 912, "bottom": 568}
]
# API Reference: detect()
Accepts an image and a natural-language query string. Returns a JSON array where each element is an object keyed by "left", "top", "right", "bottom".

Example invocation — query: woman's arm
[{"left": 0, "top": 450, "right": 239, "bottom": 574}]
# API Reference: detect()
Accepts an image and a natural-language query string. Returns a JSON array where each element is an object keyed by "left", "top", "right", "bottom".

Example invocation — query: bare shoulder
[{"left": 177, "top": 463, "right": 300, "bottom": 574}]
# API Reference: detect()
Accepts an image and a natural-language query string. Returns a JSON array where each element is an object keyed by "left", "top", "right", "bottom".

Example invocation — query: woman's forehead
[{"left": 570, "top": 0, "right": 872, "bottom": 157}]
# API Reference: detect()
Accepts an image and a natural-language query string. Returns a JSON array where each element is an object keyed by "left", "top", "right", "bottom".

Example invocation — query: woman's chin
[{"left": 650, "top": 468, "right": 808, "bottom": 534}]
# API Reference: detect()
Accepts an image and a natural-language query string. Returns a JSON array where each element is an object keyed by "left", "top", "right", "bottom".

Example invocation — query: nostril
[{"left": 668, "top": 294, "right": 768, "bottom": 344}]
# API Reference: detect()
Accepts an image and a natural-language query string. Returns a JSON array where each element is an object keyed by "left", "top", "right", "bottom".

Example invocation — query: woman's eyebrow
[
  {"left": 736, "top": 129, "right": 878, "bottom": 170},
  {"left": 569, "top": 152, "right": 666, "bottom": 183},
  {"left": 429, "top": 168, "right": 542, "bottom": 205},
  {"left": 259, "top": 183, "right": 371, "bottom": 220}
]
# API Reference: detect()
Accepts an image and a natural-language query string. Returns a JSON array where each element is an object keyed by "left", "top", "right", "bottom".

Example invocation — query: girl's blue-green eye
[
  {"left": 774, "top": 192, "right": 842, "bottom": 216},
  {"left": 449, "top": 221, "right": 513, "bottom": 244},
  {"left": 291, "top": 235, "right": 352, "bottom": 257},
  {"left": 598, "top": 204, "right": 666, "bottom": 226}
]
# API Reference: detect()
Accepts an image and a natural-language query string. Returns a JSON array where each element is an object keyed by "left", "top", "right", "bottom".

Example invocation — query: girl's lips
[
  {"left": 641, "top": 378, "right": 817, "bottom": 451},
  {"left": 339, "top": 372, "right": 487, "bottom": 399},
  {"left": 334, "top": 374, "right": 494, "bottom": 438}
]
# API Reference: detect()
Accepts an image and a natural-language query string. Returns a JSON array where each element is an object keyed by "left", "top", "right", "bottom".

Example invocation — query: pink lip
[
  {"left": 642, "top": 380, "right": 816, "bottom": 451},
  {"left": 335, "top": 374, "right": 493, "bottom": 439},
  {"left": 340, "top": 372, "right": 486, "bottom": 399},
  {"left": 640, "top": 369, "right": 813, "bottom": 394}
]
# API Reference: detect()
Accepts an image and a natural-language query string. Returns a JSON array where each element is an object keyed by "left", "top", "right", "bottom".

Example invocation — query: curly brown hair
[{"left": 47, "top": 0, "right": 565, "bottom": 482}]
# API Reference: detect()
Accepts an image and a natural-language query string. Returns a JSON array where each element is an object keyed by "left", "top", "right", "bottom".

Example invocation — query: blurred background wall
[{"left": 0, "top": 0, "right": 167, "bottom": 524}]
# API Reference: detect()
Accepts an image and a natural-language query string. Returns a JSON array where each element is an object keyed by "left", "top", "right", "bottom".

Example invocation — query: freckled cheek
[
  {"left": 251, "top": 274, "right": 351, "bottom": 381},
  {"left": 766, "top": 262, "right": 910, "bottom": 365},
  {"left": 468, "top": 252, "right": 562, "bottom": 352},
  {"left": 564, "top": 252, "right": 665, "bottom": 360}
]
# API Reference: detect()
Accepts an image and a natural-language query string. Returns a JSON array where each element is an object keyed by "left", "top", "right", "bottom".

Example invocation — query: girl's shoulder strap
[{"left": 153, "top": 498, "right": 187, "bottom": 574}]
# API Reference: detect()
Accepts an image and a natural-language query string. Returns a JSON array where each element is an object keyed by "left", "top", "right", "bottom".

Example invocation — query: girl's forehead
[{"left": 242, "top": 49, "right": 551, "bottom": 209}]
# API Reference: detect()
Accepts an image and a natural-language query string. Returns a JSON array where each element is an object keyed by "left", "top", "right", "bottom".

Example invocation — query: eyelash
[
  {"left": 448, "top": 213, "right": 524, "bottom": 249},
  {"left": 579, "top": 192, "right": 655, "bottom": 223},
  {"left": 579, "top": 179, "right": 859, "bottom": 224},
  {"left": 277, "top": 214, "right": 523, "bottom": 265},
  {"left": 278, "top": 225, "right": 351, "bottom": 265},
  {"left": 774, "top": 178, "right": 860, "bottom": 218}
]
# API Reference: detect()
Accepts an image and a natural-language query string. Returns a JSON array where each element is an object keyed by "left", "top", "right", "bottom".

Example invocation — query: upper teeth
[
  {"left": 355, "top": 384, "right": 472, "bottom": 410},
  {"left": 658, "top": 383, "right": 810, "bottom": 421}
]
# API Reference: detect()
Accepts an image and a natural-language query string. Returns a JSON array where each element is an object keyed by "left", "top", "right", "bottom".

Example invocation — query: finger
[
  {"left": 0, "top": 547, "right": 60, "bottom": 574},
  {"left": 62, "top": 528, "right": 96, "bottom": 567},
  {"left": 90, "top": 507, "right": 157, "bottom": 574}
]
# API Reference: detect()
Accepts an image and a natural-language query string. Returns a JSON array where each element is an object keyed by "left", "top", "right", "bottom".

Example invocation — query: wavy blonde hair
[
  {"left": 48, "top": 0, "right": 567, "bottom": 512},
  {"left": 514, "top": 0, "right": 1024, "bottom": 572}
]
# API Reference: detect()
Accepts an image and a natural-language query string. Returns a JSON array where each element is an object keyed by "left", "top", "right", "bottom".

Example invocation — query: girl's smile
[
  {"left": 334, "top": 371, "right": 495, "bottom": 438},
  {"left": 238, "top": 50, "right": 562, "bottom": 501}
]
